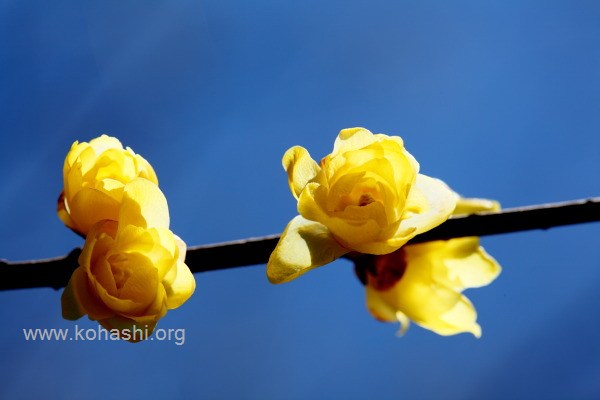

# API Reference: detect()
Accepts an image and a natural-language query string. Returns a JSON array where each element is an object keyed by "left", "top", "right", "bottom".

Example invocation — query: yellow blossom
[
  {"left": 267, "top": 127, "right": 457, "bottom": 283},
  {"left": 58, "top": 135, "right": 158, "bottom": 236},
  {"left": 360, "top": 198, "right": 501, "bottom": 337},
  {"left": 61, "top": 178, "right": 195, "bottom": 341}
]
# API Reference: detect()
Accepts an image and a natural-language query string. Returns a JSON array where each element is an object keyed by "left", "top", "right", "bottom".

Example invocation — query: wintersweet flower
[
  {"left": 358, "top": 198, "right": 501, "bottom": 337},
  {"left": 58, "top": 135, "right": 158, "bottom": 236},
  {"left": 267, "top": 127, "right": 457, "bottom": 284},
  {"left": 61, "top": 178, "right": 195, "bottom": 341}
]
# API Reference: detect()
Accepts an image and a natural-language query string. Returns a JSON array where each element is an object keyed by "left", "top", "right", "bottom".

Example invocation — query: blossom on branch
[
  {"left": 61, "top": 178, "right": 195, "bottom": 341},
  {"left": 267, "top": 127, "right": 457, "bottom": 283},
  {"left": 57, "top": 135, "right": 158, "bottom": 236}
]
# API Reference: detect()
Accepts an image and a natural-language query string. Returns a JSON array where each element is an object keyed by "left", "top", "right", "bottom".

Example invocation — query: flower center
[
  {"left": 108, "top": 253, "right": 132, "bottom": 290},
  {"left": 358, "top": 193, "right": 375, "bottom": 207}
]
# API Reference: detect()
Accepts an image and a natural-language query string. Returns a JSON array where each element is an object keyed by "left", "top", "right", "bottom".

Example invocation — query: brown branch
[{"left": 1, "top": 197, "right": 599, "bottom": 291}]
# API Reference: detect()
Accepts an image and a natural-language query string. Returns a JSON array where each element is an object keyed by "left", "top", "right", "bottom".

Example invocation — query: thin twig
[{"left": 1, "top": 197, "right": 599, "bottom": 291}]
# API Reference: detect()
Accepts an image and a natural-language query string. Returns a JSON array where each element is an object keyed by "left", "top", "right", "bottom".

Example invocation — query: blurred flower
[
  {"left": 267, "top": 127, "right": 457, "bottom": 283},
  {"left": 357, "top": 198, "right": 501, "bottom": 337},
  {"left": 58, "top": 135, "right": 158, "bottom": 236},
  {"left": 61, "top": 178, "right": 195, "bottom": 341}
]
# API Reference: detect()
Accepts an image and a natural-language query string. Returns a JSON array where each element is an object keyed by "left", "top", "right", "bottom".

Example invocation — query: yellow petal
[
  {"left": 300, "top": 184, "right": 387, "bottom": 251},
  {"left": 94, "top": 252, "right": 159, "bottom": 313},
  {"left": 162, "top": 235, "right": 186, "bottom": 285},
  {"left": 61, "top": 267, "right": 114, "bottom": 321},
  {"left": 68, "top": 187, "right": 121, "bottom": 235},
  {"left": 267, "top": 215, "right": 348, "bottom": 284},
  {"left": 416, "top": 294, "right": 482, "bottom": 337},
  {"left": 88, "top": 134, "right": 124, "bottom": 154},
  {"left": 115, "top": 226, "right": 179, "bottom": 281},
  {"left": 442, "top": 238, "right": 502, "bottom": 289},
  {"left": 57, "top": 191, "right": 78, "bottom": 233},
  {"left": 65, "top": 141, "right": 85, "bottom": 169},
  {"left": 331, "top": 127, "right": 377, "bottom": 157},
  {"left": 132, "top": 152, "right": 159, "bottom": 184},
  {"left": 128, "top": 284, "right": 167, "bottom": 323},
  {"left": 396, "top": 174, "right": 457, "bottom": 237},
  {"left": 61, "top": 268, "right": 87, "bottom": 320},
  {"left": 163, "top": 261, "right": 196, "bottom": 309},
  {"left": 282, "top": 146, "right": 320, "bottom": 199},
  {"left": 453, "top": 197, "right": 500, "bottom": 215},
  {"left": 119, "top": 178, "right": 169, "bottom": 229},
  {"left": 365, "top": 285, "right": 400, "bottom": 322},
  {"left": 91, "top": 149, "right": 136, "bottom": 183},
  {"left": 174, "top": 235, "right": 187, "bottom": 263}
]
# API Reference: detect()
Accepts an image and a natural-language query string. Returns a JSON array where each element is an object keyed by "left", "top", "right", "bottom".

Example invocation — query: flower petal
[
  {"left": 61, "top": 267, "right": 114, "bottom": 321},
  {"left": 68, "top": 187, "right": 121, "bottom": 234},
  {"left": 442, "top": 238, "right": 502, "bottom": 289},
  {"left": 163, "top": 261, "right": 196, "bottom": 309},
  {"left": 88, "top": 134, "right": 124, "bottom": 155},
  {"left": 397, "top": 174, "right": 457, "bottom": 237},
  {"left": 331, "top": 127, "right": 377, "bottom": 157},
  {"left": 365, "top": 285, "right": 399, "bottom": 322},
  {"left": 282, "top": 146, "right": 320, "bottom": 199},
  {"left": 57, "top": 191, "right": 77, "bottom": 233},
  {"left": 453, "top": 197, "right": 500, "bottom": 215},
  {"left": 416, "top": 294, "right": 482, "bottom": 337},
  {"left": 93, "top": 252, "right": 159, "bottom": 314},
  {"left": 120, "top": 178, "right": 169, "bottom": 229},
  {"left": 267, "top": 215, "right": 348, "bottom": 284}
]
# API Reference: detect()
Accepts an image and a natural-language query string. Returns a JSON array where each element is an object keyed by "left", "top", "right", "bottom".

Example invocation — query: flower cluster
[
  {"left": 268, "top": 128, "right": 501, "bottom": 337},
  {"left": 58, "top": 135, "right": 195, "bottom": 341},
  {"left": 55, "top": 127, "right": 501, "bottom": 340}
]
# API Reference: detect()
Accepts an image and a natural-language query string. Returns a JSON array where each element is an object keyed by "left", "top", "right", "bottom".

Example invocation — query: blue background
[{"left": 1, "top": 1, "right": 600, "bottom": 399}]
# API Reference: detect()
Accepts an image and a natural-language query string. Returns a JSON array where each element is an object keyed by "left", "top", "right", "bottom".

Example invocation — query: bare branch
[{"left": 1, "top": 197, "right": 599, "bottom": 291}]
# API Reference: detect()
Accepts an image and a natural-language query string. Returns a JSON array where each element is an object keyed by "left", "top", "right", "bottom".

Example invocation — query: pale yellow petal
[
  {"left": 297, "top": 182, "right": 330, "bottom": 223},
  {"left": 88, "top": 134, "right": 124, "bottom": 154},
  {"left": 120, "top": 178, "right": 169, "bottom": 229},
  {"left": 331, "top": 127, "right": 376, "bottom": 157},
  {"left": 163, "top": 261, "right": 196, "bottom": 309},
  {"left": 282, "top": 146, "right": 320, "bottom": 199},
  {"left": 415, "top": 294, "right": 482, "bottom": 337},
  {"left": 267, "top": 215, "right": 348, "bottom": 284},
  {"left": 174, "top": 235, "right": 187, "bottom": 263},
  {"left": 68, "top": 187, "right": 121, "bottom": 234},
  {"left": 132, "top": 152, "right": 159, "bottom": 184},
  {"left": 65, "top": 141, "right": 85, "bottom": 169},
  {"left": 397, "top": 174, "right": 457, "bottom": 237},
  {"left": 442, "top": 238, "right": 502, "bottom": 289},
  {"left": 365, "top": 285, "right": 400, "bottom": 322},
  {"left": 453, "top": 197, "right": 500, "bottom": 216}
]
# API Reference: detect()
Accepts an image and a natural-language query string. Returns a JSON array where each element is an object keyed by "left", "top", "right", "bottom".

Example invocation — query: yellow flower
[
  {"left": 359, "top": 198, "right": 501, "bottom": 337},
  {"left": 267, "top": 127, "right": 457, "bottom": 283},
  {"left": 61, "top": 178, "right": 195, "bottom": 341},
  {"left": 58, "top": 135, "right": 158, "bottom": 236}
]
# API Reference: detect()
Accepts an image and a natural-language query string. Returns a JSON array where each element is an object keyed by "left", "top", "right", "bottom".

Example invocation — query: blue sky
[{"left": 1, "top": 1, "right": 600, "bottom": 399}]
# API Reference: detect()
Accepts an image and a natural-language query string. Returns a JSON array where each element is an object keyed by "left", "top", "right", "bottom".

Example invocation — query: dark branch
[{"left": 1, "top": 197, "right": 599, "bottom": 291}]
